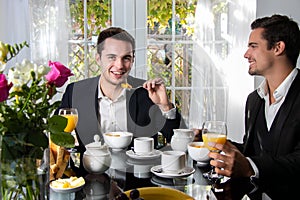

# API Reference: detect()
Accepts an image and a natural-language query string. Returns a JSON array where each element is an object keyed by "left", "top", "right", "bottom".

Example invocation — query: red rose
[
  {"left": 45, "top": 61, "right": 73, "bottom": 87},
  {"left": 0, "top": 74, "right": 13, "bottom": 102}
]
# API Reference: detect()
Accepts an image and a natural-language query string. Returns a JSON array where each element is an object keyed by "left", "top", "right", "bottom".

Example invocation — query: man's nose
[
  {"left": 113, "top": 57, "right": 123, "bottom": 67},
  {"left": 244, "top": 49, "right": 249, "bottom": 59}
]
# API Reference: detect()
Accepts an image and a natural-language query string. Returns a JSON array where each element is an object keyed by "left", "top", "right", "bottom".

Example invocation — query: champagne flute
[
  {"left": 202, "top": 120, "right": 227, "bottom": 182},
  {"left": 58, "top": 108, "right": 79, "bottom": 176}
]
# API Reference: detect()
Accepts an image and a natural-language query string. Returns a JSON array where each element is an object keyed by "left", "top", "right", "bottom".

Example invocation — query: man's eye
[
  {"left": 123, "top": 57, "right": 132, "bottom": 62},
  {"left": 108, "top": 56, "right": 116, "bottom": 60}
]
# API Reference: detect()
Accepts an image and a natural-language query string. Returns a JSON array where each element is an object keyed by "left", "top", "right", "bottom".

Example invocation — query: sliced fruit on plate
[{"left": 51, "top": 176, "right": 85, "bottom": 189}]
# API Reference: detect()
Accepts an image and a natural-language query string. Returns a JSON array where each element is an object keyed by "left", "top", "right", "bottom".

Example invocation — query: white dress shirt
[
  {"left": 257, "top": 68, "right": 298, "bottom": 130},
  {"left": 98, "top": 84, "right": 176, "bottom": 134}
]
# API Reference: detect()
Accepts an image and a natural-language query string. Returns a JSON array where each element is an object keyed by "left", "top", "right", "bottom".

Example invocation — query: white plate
[
  {"left": 50, "top": 183, "right": 85, "bottom": 193},
  {"left": 126, "top": 149, "right": 162, "bottom": 160},
  {"left": 150, "top": 165, "right": 195, "bottom": 178}
]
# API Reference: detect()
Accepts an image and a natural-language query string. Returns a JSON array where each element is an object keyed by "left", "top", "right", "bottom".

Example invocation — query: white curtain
[
  {"left": 189, "top": 0, "right": 256, "bottom": 142},
  {"left": 0, "top": 0, "right": 31, "bottom": 69},
  {"left": 28, "top": 0, "right": 71, "bottom": 66},
  {"left": 0, "top": 0, "right": 71, "bottom": 67}
]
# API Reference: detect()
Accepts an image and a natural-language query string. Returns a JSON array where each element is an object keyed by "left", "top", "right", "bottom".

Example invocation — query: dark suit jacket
[
  {"left": 56, "top": 75, "right": 181, "bottom": 174},
  {"left": 234, "top": 69, "right": 300, "bottom": 199}
]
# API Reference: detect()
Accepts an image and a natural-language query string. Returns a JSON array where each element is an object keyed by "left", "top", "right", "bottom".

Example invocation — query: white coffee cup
[
  {"left": 161, "top": 151, "right": 186, "bottom": 173},
  {"left": 133, "top": 137, "right": 154, "bottom": 155}
]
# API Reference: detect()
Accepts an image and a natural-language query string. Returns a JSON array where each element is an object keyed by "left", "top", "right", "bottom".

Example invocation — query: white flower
[
  {"left": 8, "top": 59, "right": 36, "bottom": 91},
  {"left": 0, "top": 113, "right": 4, "bottom": 123},
  {"left": 36, "top": 64, "right": 49, "bottom": 79}
]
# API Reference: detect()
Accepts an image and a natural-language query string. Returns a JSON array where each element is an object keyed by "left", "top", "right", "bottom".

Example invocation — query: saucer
[
  {"left": 196, "top": 161, "right": 209, "bottom": 167},
  {"left": 126, "top": 150, "right": 162, "bottom": 160},
  {"left": 126, "top": 157, "right": 160, "bottom": 166},
  {"left": 150, "top": 165, "right": 195, "bottom": 178}
]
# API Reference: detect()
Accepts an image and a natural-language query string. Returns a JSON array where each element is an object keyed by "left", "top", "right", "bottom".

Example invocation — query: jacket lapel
[
  {"left": 126, "top": 89, "right": 137, "bottom": 133},
  {"left": 72, "top": 76, "right": 100, "bottom": 145},
  {"left": 244, "top": 92, "right": 263, "bottom": 154},
  {"left": 272, "top": 70, "right": 300, "bottom": 154},
  {"left": 126, "top": 76, "right": 145, "bottom": 133}
]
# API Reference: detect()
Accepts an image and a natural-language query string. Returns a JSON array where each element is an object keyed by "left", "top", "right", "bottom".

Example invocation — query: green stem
[
  {"left": 42, "top": 86, "right": 50, "bottom": 107},
  {"left": 20, "top": 85, "right": 34, "bottom": 113}
]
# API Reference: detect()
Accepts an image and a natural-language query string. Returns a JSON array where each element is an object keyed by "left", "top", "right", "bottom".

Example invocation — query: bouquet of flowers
[
  {"left": 0, "top": 41, "right": 75, "bottom": 151},
  {"left": 0, "top": 41, "right": 75, "bottom": 199}
]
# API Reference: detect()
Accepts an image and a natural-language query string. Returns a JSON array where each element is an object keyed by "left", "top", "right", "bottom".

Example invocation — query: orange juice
[
  {"left": 62, "top": 114, "right": 78, "bottom": 132},
  {"left": 202, "top": 133, "right": 227, "bottom": 152}
]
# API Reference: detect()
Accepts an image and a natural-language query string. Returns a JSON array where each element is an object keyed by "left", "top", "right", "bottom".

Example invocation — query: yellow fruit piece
[
  {"left": 70, "top": 177, "right": 85, "bottom": 188},
  {"left": 121, "top": 83, "right": 132, "bottom": 89},
  {"left": 51, "top": 176, "right": 85, "bottom": 189},
  {"left": 62, "top": 182, "right": 71, "bottom": 188}
]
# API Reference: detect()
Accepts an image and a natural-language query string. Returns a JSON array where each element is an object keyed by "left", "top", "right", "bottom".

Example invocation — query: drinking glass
[
  {"left": 202, "top": 120, "right": 227, "bottom": 181},
  {"left": 58, "top": 108, "right": 78, "bottom": 133},
  {"left": 58, "top": 108, "right": 79, "bottom": 176}
]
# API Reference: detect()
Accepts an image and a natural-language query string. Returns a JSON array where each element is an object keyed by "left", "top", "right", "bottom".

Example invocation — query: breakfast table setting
[{"left": 49, "top": 127, "right": 252, "bottom": 200}]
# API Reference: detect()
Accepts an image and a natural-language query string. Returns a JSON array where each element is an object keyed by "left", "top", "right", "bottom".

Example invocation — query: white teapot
[{"left": 83, "top": 135, "right": 112, "bottom": 174}]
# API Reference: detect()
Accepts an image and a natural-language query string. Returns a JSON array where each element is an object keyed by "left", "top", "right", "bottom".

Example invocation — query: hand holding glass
[{"left": 202, "top": 121, "right": 227, "bottom": 181}]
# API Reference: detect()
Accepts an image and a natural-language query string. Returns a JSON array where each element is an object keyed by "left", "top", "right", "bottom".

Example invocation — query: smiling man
[
  {"left": 207, "top": 14, "right": 300, "bottom": 199},
  {"left": 56, "top": 27, "right": 182, "bottom": 176}
]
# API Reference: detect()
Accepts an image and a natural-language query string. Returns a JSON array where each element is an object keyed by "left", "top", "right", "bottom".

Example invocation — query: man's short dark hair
[
  {"left": 251, "top": 14, "right": 300, "bottom": 67},
  {"left": 97, "top": 27, "right": 135, "bottom": 57}
]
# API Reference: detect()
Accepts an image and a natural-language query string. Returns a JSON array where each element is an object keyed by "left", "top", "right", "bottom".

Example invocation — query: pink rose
[
  {"left": 0, "top": 74, "right": 13, "bottom": 102},
  {"left": 45, "top": 61, "right": 73, "bottom": 87}
]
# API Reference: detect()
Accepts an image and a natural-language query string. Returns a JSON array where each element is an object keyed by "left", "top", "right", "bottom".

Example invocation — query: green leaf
[
  {"left": 48, "top": 115, "right": 68, "bottom": 133},
  {"left": 47, "top": 115, "right": 76, "bottom": 148},
  {"left": 27, "top": 132, "right": 48, "bottom": 148},
  {"left": 50, "top": 132, "right": 75, "bottom": 148}
]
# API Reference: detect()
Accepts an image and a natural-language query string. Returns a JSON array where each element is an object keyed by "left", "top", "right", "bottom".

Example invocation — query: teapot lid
[{"left": 85, "top": 134, "right": 105, "bottom": 149}]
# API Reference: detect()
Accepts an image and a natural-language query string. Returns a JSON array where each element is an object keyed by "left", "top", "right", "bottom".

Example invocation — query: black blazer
[{"left": 236, "top": 69, "right": 300, "bottom": 199}]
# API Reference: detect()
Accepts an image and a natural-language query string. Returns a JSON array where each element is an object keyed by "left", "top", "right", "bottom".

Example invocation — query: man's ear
[
  {"left": 274, "top": 41, "right": 285, "bottom": 55},
  {"left": 95, "top": 53, "right": 101, "bottom": 64}
]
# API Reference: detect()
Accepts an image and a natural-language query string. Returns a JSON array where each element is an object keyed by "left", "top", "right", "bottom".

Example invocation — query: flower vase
[{"left": 0, "top": 133, "right": 49, "bottom": 200}]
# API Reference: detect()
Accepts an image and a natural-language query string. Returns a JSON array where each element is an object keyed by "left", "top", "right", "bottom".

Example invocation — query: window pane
[
  {"left": 147, "top": 0, "right": 197, "bottom": 124},
  {"left": 68, "top": 0, "right": 112, "bottom": 80}
]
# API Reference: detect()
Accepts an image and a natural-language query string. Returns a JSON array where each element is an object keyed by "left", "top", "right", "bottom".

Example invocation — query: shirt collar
[
  {"left": 98, "top": 83, "right": 126, "bottom": 101},
  {"left": 257, "top": 68, "right": 298, "bottom": 102}
]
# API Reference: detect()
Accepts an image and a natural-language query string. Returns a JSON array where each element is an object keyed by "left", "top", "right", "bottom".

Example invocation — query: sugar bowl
[{"left": 83, "top": 135, "right": 112, "bottom": 174}]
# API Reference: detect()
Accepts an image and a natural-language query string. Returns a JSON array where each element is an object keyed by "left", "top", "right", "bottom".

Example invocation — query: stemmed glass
[
  {"left": 58, "top": 108, "right": 79, "bottom": 176},
  {"left": 58, "top": 108, "right": 78, "bottom": 134},
  {"left": 202, "top": 121, "right": 227, "bottom": 183}
]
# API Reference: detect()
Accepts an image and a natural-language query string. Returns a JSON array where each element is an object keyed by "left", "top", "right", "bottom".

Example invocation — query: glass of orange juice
[
  {"left": 58, "top": 108, "right": 79, "bottom": 177},
  {"left": 58, "top": 108, "right": 78, "bottom": 133},
  {"left": 202, "top": 120, "right": 227, "bottom": 182}
]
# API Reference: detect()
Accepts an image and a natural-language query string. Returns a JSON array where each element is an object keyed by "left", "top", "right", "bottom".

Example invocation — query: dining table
[{"left": 49, "top": 145, "right": 253, "bottom": 200}]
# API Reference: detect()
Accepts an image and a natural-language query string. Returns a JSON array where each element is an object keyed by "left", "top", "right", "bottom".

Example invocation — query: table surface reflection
[{"left": 50, "top": 145, "right": 249, "bottom": 200}]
